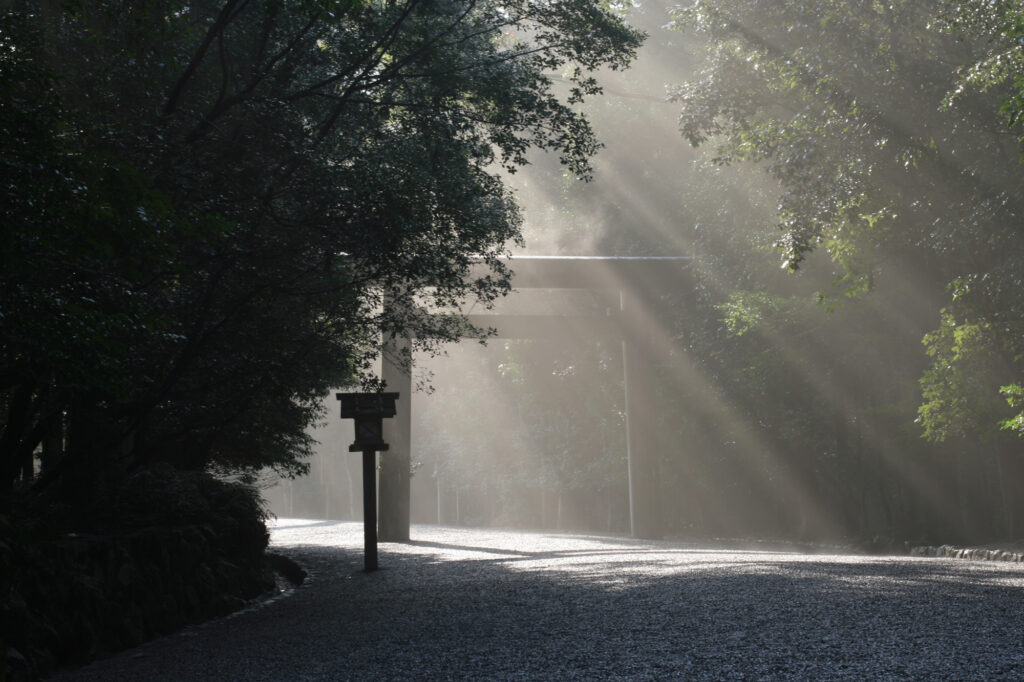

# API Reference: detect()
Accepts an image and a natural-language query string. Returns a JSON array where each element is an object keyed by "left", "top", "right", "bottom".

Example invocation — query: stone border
[{"left": 910, "top": 545, "right": 1024, "bottom": 562}]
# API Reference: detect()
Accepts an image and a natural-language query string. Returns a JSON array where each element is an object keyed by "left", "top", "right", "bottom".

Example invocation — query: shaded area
[
  {"left": 56, "top": 523, "right": 1024, "bottom": 681},
  {"left": 2, "top": 468, "right": 273, "bottom": 679}
]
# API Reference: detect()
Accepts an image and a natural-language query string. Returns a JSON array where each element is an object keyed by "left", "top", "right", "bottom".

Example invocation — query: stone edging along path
[
  {"left": 664, "top": 535, "right": 1024, "bottom": 563},
  {"left": 910, "top": 544, "right": 1024, "bottom": 562}
]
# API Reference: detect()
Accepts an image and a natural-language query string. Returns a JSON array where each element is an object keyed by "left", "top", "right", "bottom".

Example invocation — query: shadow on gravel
[
  {"left": 58, "top": 537, "right": 1024, "bottom": 681},
  {"left": 268, "top": 519, "right": 345, "bottom": 531},
  {"left": 265, "top": 540, "right": 1024, "bottom": 680},
  {"left": 404, "top": 540, "right": 539, "bottom": 556},
  {"left": 404, "top": 539, "right": 744, "bottom": 561}
]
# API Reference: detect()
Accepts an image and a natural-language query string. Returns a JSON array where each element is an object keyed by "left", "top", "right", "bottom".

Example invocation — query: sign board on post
[{"left": 336, "top": 392, "right": 399, "bottom": 572}]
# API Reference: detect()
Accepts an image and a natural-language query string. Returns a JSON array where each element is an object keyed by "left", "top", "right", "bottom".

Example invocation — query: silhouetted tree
[{"left": 0, "top": 0, "right": 643, "bottom": 494}]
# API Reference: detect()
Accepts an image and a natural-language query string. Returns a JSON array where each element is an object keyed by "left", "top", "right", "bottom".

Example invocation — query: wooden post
[
  {"left": 337, "top": 392, "right": 398, "bottom": 571},
  {"left": 362, "top": 449, "right": 378, "bottom": 571}
]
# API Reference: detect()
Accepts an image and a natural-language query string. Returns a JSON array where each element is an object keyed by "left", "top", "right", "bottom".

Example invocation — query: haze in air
[
  {"left": 268, "top": 0, "right": 1024, "bottom": 550},
  {"left": 8, "top": 1, "right": 1024, "bottom": 677}
]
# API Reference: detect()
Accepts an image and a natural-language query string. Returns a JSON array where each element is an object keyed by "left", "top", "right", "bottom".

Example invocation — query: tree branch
[{"left": 162, "top": 0, "right": 245, "bottom": 117}]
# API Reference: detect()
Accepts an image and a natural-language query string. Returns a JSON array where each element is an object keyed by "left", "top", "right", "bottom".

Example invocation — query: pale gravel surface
[{"left": 55, "top": 519, "right": 1024, "bottom": 680}]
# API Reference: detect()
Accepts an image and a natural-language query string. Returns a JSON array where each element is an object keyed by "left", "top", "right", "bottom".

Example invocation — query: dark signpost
[{"left": 337, "top": 392, "right": 399, "bottom": 571}]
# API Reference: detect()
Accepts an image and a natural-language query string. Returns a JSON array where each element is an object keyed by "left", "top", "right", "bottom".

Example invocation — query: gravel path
[{"left": 56, "top": 519, "right": 1024, "bottom": 680}]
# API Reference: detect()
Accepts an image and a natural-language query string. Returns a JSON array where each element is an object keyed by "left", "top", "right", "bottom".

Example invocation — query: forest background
[
  {"left": 3, "top": 0, "right": 1024, "bottom": 673},
  {"left": 3, "top": 0, "right": 1024, "bottom": 612},
  {"left": 284, "top": 0, "right": 1024, "bottom": 548}
]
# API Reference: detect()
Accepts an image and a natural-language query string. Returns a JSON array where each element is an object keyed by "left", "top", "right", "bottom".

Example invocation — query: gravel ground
[{"left": 55, "top": 519, "right": 1024, "bottom": 680}]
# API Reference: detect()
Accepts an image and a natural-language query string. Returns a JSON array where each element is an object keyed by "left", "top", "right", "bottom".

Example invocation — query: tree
[
  {"left": 937, "top": 0, "right": 1024, "bottom": 438},
  {"left": 668, "top": 0, "right": 1024, "bottom": 448},
  {"left": 939, "top": 0, "right": 1024, "bottom": 158},
  {"left": 0, "top": 0, "right": 643, "bottom": 494}
]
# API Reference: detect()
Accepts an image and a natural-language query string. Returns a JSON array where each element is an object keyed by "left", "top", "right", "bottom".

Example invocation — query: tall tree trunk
[
  {"left": 20, "top": 449, "right": 33, "bottom": 481},
  {"left": 60, "top": 392, "right": 107, "bottom": 502},
  {"left": 40, "top": 410, "right": 63, "bottom": 474},
  {"left": 0, "top": 381, "right": 34, "bottom": 490}
]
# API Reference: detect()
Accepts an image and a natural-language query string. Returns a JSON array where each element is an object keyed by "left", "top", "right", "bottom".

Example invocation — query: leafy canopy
[
  {"left": 0, "top": 0, "right": 643, "bottom": 491},
  {"left": 668, "top": 0, "right": 1024, "bottom": 443}
]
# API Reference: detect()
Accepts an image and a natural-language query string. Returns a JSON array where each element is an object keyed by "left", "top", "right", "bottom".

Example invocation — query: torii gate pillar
[
  {"left": 620, "top": 288, "right": 661, "bottom": 539},
  {"left": 378, "top": 336, "right": 412, "bottom": 542}
]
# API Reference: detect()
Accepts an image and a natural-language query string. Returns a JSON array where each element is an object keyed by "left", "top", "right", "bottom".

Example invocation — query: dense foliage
[
  {"left": 2, "top": 467, "right": 275, "bottom": 677},
  {"left": 648, "top": 0, "right": 1024, "bottom": 541},
  {"left": 8, "top": 0, "right": 1018, "bottom": 549},
  {"left": 0, "top": 1, "right": 643, "bottom": 494},
  {"left": 668, "top": 0, "right": 1024, "bottom": 443},
  {"left": 295, "top": 0, "right": 1024, "bottom": 545}
]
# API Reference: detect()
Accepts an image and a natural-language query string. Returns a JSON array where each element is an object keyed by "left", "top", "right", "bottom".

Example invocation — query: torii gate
[{"left": 378, "top": 256, "right": 691, "bottom": 541}]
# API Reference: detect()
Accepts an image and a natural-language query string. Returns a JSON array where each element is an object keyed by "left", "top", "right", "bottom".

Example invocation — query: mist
[{"left": 267, "top": 0, "right": 1024, "bottom": 549}]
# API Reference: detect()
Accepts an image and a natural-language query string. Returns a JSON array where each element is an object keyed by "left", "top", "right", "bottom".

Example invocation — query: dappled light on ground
[{"left": 59, "top": 521, "right": 1024, "bottom": 680}]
